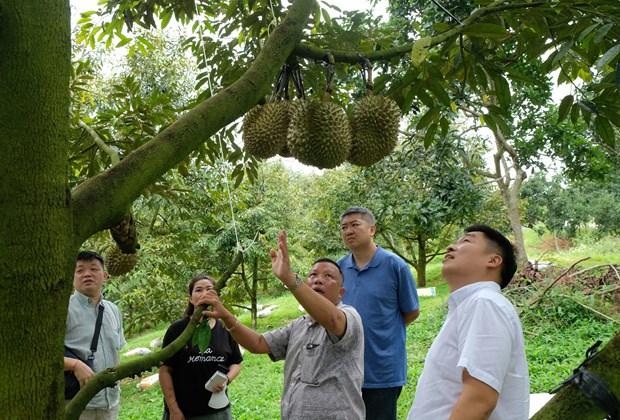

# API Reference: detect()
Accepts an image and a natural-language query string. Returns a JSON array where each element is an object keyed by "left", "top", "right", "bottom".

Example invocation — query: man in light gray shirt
[
  {"left": 204, "top": 231, "right": 365, "bottom": 419},
  {"left": 64, "top": 251, "right": 126, "bottom": 419}
]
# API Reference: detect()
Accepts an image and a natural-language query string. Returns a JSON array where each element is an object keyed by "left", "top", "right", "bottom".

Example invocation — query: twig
[
  {"left": 593, "top": 283, "right": 620, "bottom": 296},
  {"left": 531, "top": 257, "right": 590, "bottom": 306},
  {"left": 570, "top": 263, "right": 610, "bottom": 278}
]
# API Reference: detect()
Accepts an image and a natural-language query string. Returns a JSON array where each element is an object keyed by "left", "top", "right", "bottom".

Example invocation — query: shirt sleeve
[
  {"left": 263, "top": 321, "right": 293, "bottom": 362},
  {"left": 456, "top": 298, "right": 514, "bottom": 392},
  {"left": 396, "top": 260, "right": 420, "bottom": 313},
  {"left": 326, "top": 306, "right": 363, "bottom": 349}
]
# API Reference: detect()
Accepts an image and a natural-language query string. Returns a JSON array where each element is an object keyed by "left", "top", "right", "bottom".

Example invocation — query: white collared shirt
[{"left": 408, "top": 281, "right": 529, "bottom": 420}]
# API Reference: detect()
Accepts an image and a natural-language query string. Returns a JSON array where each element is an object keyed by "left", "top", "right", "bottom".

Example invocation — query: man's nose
[{"left": 447, "top": 244, "right": 456, "bottom": 252}]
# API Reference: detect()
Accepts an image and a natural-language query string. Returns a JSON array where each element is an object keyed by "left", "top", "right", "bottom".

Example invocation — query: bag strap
[{"left": 87, "top": 303, "right": 105, "bottom": 361}]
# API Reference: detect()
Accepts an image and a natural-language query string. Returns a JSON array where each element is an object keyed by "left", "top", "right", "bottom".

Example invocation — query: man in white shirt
[{"left": 408, "top": 225, "right": 529, "bottom": 420}]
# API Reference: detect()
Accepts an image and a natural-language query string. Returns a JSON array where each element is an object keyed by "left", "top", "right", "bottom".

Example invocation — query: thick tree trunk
[
  {"left": 532, "top": 332, "right": 620, "bottom": 420},
  {"left": 0, "top": 0, "right": 316, "bottom": 417},
  {"left": 0, "top": 1, "right": 74, "bottom": 418},
  {"left": 416, "top": 236, "right": 427, "bottom": 287}
]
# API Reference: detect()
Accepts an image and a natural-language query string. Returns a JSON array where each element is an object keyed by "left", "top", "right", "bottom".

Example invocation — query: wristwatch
[{"left": 287, "top": 273, "right": 304, "bottom": 292}]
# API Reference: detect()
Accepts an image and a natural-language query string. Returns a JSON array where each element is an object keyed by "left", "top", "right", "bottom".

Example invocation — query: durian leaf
[
  {"left": 594, "top": 116, "right": 615, "bottom": 147},
  {"left": 410, "top": 37, "right": 431, "bottom": 66},
  {"left": 558, "top": 95, "right": 574, "bottom": 123},
  {"left": 192, "top": 321, "right": 212, "bottom": 353},
  {"left": 595, "top": 44, "right": 620, "bottom": 70},
  {"left": 417, "top": 107, "right": 439, "bottom": 130},
  {"left": 424, "top": 122, "right": 438, "bottom": 148}
]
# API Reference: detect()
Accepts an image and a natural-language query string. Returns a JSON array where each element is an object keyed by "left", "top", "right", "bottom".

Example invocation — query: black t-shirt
[{"left": 162, "top": 318, "right": 243, "bottom": 417}]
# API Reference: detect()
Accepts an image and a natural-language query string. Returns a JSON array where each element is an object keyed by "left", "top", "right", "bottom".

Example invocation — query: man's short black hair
[
  {"left": 339, "top": 207, "right": 376, "bottom": 225},
  {"left": 312, "top": 258, "right": 344, "bottom": 282},
  {"left": 464, "top": 225, "right": 517, "bottom": 289},
  {"left": 77, "top": 251, "right": 105, "bottom": 268}
]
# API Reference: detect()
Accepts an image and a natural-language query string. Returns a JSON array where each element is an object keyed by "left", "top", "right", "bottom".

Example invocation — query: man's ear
[
  {"left": 103, "top": 271, "right": 109, "bottom": 282},
  {"left": 339, "top": 287, "right": 345, "bottom": 299},
  {"left": 369, "top": 224, "right": 376, "bottom": 237},
  {"left": 487, "top": 254, "right": 503, "bottom": 269}
]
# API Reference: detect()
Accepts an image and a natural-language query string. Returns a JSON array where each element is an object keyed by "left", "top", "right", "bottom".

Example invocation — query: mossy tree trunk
[
  {"left": 532, "top": 332, "right": 620, "bottom": 420},
  {"left": 0, "top": 0, "right": 316, "bottom": 418},
  {"left": 0, "top": 1, "right": 75, "bottom": 418}
]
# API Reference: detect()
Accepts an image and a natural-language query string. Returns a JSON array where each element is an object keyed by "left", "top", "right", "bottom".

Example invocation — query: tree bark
[
  {"left": 531, "top": 332, "right": 620, "bottom": 420},
  {"left": 0, "top": 0, "right": 316, "bottom": 418},
  {"left": 0, "top": 1, "right": 76, "bottom": 418},
  {"left": 498, "top": 170, "right": 529, "bottom": 267},
  {"left": 416, "top": 235, "right": 427, "bottom": 287}
]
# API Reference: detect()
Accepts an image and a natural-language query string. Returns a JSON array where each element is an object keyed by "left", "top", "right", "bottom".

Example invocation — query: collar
[
  {"left": 447, "top": 281, "right": 500, "bottom": 310},
  {"left": 74, "top": 290, "right": 103, "bottom": 307},
  {"left": 344, "top": 246, "right": 383, "bottom": 270}
]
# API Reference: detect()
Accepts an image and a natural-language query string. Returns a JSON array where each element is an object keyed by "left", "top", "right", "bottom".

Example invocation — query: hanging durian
[
  {"left": 242, "top": 100, "right": 291, "bottom": 159},
  {"left": 105, "top": 245, "right": 139, "bottom": 276},
  {"left": 348, "top": 63, "right": 401, "bottom": 166},
  {"left": 287, "top": 95, "right": 351, "bottom": 169}
]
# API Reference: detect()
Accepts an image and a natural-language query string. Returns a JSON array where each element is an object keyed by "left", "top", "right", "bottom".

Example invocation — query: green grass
[{"left": 117, "top": 233, "right": 620, "bottom": 419}]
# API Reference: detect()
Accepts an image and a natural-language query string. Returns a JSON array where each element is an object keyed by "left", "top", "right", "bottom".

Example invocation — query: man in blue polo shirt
[{"left": 339, "top": 207, "right": 420, "bottom": 420}]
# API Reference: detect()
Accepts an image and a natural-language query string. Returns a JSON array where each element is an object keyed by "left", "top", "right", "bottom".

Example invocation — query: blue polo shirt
[{"left": 339, "top": 246, "right": 419, "bottom": 388}]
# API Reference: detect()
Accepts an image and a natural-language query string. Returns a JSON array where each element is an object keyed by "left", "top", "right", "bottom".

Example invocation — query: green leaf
[
  {"left": 594, "top": 116, "right": 616, "bottom": 147},
  {"left": 616, "top": 61, "right": 620, "bottom": 90},
  {"left": 410, "top": 37, "right": 431, "bottom": 66},
  {"left": 192, "top": 321, "right": 212, "bottom": 353},
  {"left": 558, "top": 95, "right": 574, "bottom": 123},
  {"left": 593, "top": 23, "right": 613, "bottom": 44},
  {"left": 417, "top": 107, "right": 439, "bottom": 130},
  {"left": 595, "top": 44, "right": 620, "bottom": 70},
  {"left": 462, "top": 23, "right": 508, "bottom": 39},
  {"left": 570, "top": 103, "right": 581, "bottom": 125},
  {"left": 493, "top": 75, "right": 511, "bottom": 109},
  {"left": 424, "top": 122, "right": 438, "bottom": 148},
  {"left": 321, "top": 9, "right": 332, "bottom": 27},
  {"left": 426, "top": 80, "right": 450, "bottom": 106},
  {"left": 577, "top": 23, "right": 599, "bottom": 42}
]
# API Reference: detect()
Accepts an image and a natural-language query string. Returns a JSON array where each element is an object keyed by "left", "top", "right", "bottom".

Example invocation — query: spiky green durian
[
  {"left": 242, "top": 101, "right": 291, "bottom": 159},
  {"left": 348, "top": 94, "right": 401, "bottom": 166},
  {"left": 287, "top": 98, "right": 351, "bottom": 169},
  {"left": 105, "top": 245, "right": 139, "bottom": 276}
]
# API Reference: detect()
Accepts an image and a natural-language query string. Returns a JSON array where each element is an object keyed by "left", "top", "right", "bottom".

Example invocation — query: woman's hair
[{"left": 183, "top": 273, "right": 216, "bottom": 319}]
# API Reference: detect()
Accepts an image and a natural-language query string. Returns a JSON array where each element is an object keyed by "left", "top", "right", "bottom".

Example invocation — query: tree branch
[
  {"left": 71, "top": 0, "right": 317, "bottom": 243},
  {"left": 65, "top": 306, "right": 204, "bottom": 420},
  {"left": 293, "top": 1, "right": 546, "bottom": 64},
  {"left": 215, "top": 250, "right": 243, "bottom": 292},
  {"left": 78, "top": 120, "right": 120, "bottom": 165}
]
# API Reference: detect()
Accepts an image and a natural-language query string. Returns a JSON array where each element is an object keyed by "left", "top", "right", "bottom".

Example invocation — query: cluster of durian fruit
[
  {"left": 105, "top": 244, "right": 139, "bottom": 276},
  {"left": 242, "top": 91, "right": 401, "bottom": 169}
]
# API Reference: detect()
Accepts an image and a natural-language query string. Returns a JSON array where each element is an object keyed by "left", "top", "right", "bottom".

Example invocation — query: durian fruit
[
  {"left": 242, "top": 101, "right": 291, "bottom": 159},
  {"left": 105, "top": 245, "right": 139, "bottom": 276},
  {"left": 287, "top": 96, "right": 351, "bottom": 169},
  {"left": 348, "top": 94, "right": 401, "bottom": 166}
]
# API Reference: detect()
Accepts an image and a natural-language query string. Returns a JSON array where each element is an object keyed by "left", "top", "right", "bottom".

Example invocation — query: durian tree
[
  {"left": 2, "top": 0, "right": 620, "bottom": 418},
  {"left": 341, "top": 136, "right": 484, "bottom": 287}
]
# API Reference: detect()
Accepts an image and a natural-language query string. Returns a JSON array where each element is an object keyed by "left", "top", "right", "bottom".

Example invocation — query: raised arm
[{"left": 271, "top": 231, "right": 347, "bottom": 337}]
